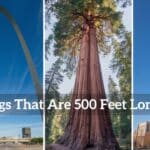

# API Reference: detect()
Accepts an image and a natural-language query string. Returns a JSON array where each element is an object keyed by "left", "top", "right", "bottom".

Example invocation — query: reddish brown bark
[{"left": 49, "top": 22, "right": 120, "bottom": 150}]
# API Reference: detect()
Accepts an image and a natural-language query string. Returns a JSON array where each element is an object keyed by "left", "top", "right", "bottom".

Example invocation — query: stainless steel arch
[{"left": 0, "top": 6, "right": 42, "bottom": 99}]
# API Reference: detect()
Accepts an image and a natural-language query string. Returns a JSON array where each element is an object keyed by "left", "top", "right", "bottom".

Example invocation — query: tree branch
[
  {"left": 72, "top": 11, "right": 86, "bottom": 20},
  {"left": 93, "top": 15, "right": 110, "bottom": 20}
]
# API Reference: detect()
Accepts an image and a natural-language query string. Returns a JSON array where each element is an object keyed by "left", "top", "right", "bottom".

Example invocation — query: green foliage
[
  {"left": 48, "top": 111, "right": 64, "bottom": 142},
  {"left": 108, "top": 76, "right": 131, "bottom": 149},
  {"left": 45, "top": 58, "right": 70, "bottom": 143},
  {"left": 108, "top": 76, "right": 120, "bottom": 137},
  {"left": 45, "top": 34, "right": 53, "bottom": 60},
  {"left": 30, "top": 137, "right": 43, "bottom": 144},
  {"left": 45, "top": 58, "right": 64, "bottom": 142},
  {"left": 109, "top": 32, "right": 131, "bottom": 149},
  {"left": 46, "top": 58, "right": 64, "bottom": 96},
  {"left": 52, "top": 0, "right": 122, "bottom": 55},
  {"left": 112, "top": 32, "right": 131, "bottom": 102},
  {"left": 46, "top": 94, "right": 70, "bottom": 143},
  {"left": 45, "top": 0, "right": 126, "bottom": 77}
]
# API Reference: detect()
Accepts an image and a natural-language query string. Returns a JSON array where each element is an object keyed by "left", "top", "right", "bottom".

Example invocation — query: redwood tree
[{"left": 46, "top": 0, "right": 128, "bottom": 149}]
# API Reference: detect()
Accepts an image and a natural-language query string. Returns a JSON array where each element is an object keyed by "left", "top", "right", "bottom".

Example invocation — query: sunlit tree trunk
[{"left": 49, "top": 21, "right": 120, "bottom": 150}]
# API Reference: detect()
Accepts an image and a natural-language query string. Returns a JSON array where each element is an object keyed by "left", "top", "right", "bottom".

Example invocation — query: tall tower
[{"left": 22, "top": 127, "right": 31, "bottom": 138}]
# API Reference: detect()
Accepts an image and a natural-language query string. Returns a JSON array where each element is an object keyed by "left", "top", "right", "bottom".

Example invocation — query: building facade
[
  {"left": 134, "top": 122, "right": 150, "bottom": 148},
  {"left": 22, "top": 128, "right": 31, "bottom": 138}
]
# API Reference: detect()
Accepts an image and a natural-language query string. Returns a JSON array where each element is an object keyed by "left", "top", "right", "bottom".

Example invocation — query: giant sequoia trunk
[{"left": 49, "top": 23, "right": 120, "bottom": 150}]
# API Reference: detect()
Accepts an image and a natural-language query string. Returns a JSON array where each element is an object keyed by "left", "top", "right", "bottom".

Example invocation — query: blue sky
[
  {"left": 134, "top": 0, "right": 150, "bottom": 130},
  {"left": 0, "top": 0, "right": 43, "bottom": 137}
]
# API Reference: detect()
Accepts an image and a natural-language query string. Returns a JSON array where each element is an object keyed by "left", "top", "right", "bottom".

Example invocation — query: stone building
[{"left": 134, "top": 121, "right": 150, "bottom": 148}]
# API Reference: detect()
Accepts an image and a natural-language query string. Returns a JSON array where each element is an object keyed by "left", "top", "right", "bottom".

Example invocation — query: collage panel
[
  {"left": 0, "top": 0, "right": 43, "bottom": 149},
  {"left": 45, "top": 0, "right": 132, "bottom": 150},
  {"left": 133, "top": 0, "right": 150, "bottom": 149}
]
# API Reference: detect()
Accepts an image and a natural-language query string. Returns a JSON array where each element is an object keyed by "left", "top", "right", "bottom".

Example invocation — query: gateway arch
[{"left": 0, "top": 6, "right": 42, "bottom": 100}]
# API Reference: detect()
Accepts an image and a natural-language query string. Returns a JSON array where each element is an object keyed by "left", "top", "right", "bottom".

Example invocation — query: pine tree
[
  {"left": 45, "top": 58, "right": 64, "bottom": 142},
  {"left": 108, "top": 76, "right": 121, "bottom": 138},
  {"left": 46, "top": 0, "right": 130, "bottom": 149},
  {"left": 111, "top": 32, "right": 131, "bottom": 147},
  {"left": 46, "top": 58, "right": 63, "bottom": 97}
]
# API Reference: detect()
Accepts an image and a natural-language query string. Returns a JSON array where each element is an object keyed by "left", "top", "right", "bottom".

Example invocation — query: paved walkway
[{"left": 0, "top": 143, "right": 42, "bottom": 150}]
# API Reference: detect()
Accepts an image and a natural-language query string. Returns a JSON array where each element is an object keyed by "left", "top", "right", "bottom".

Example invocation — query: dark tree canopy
[
  {"left": 46, "top": 0, "right": 129, "bottom": 75},
  {"left": 53, "top": 0, "right": 122, "bottom": 53}
]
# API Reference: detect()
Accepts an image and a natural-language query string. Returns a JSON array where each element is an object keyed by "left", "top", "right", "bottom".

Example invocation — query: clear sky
[
  {"left": 134, "top": 0, "right": 150, "bottom": 130},
  {"left": 0, "top": 0, "right": 43, "bottom": 137}
]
